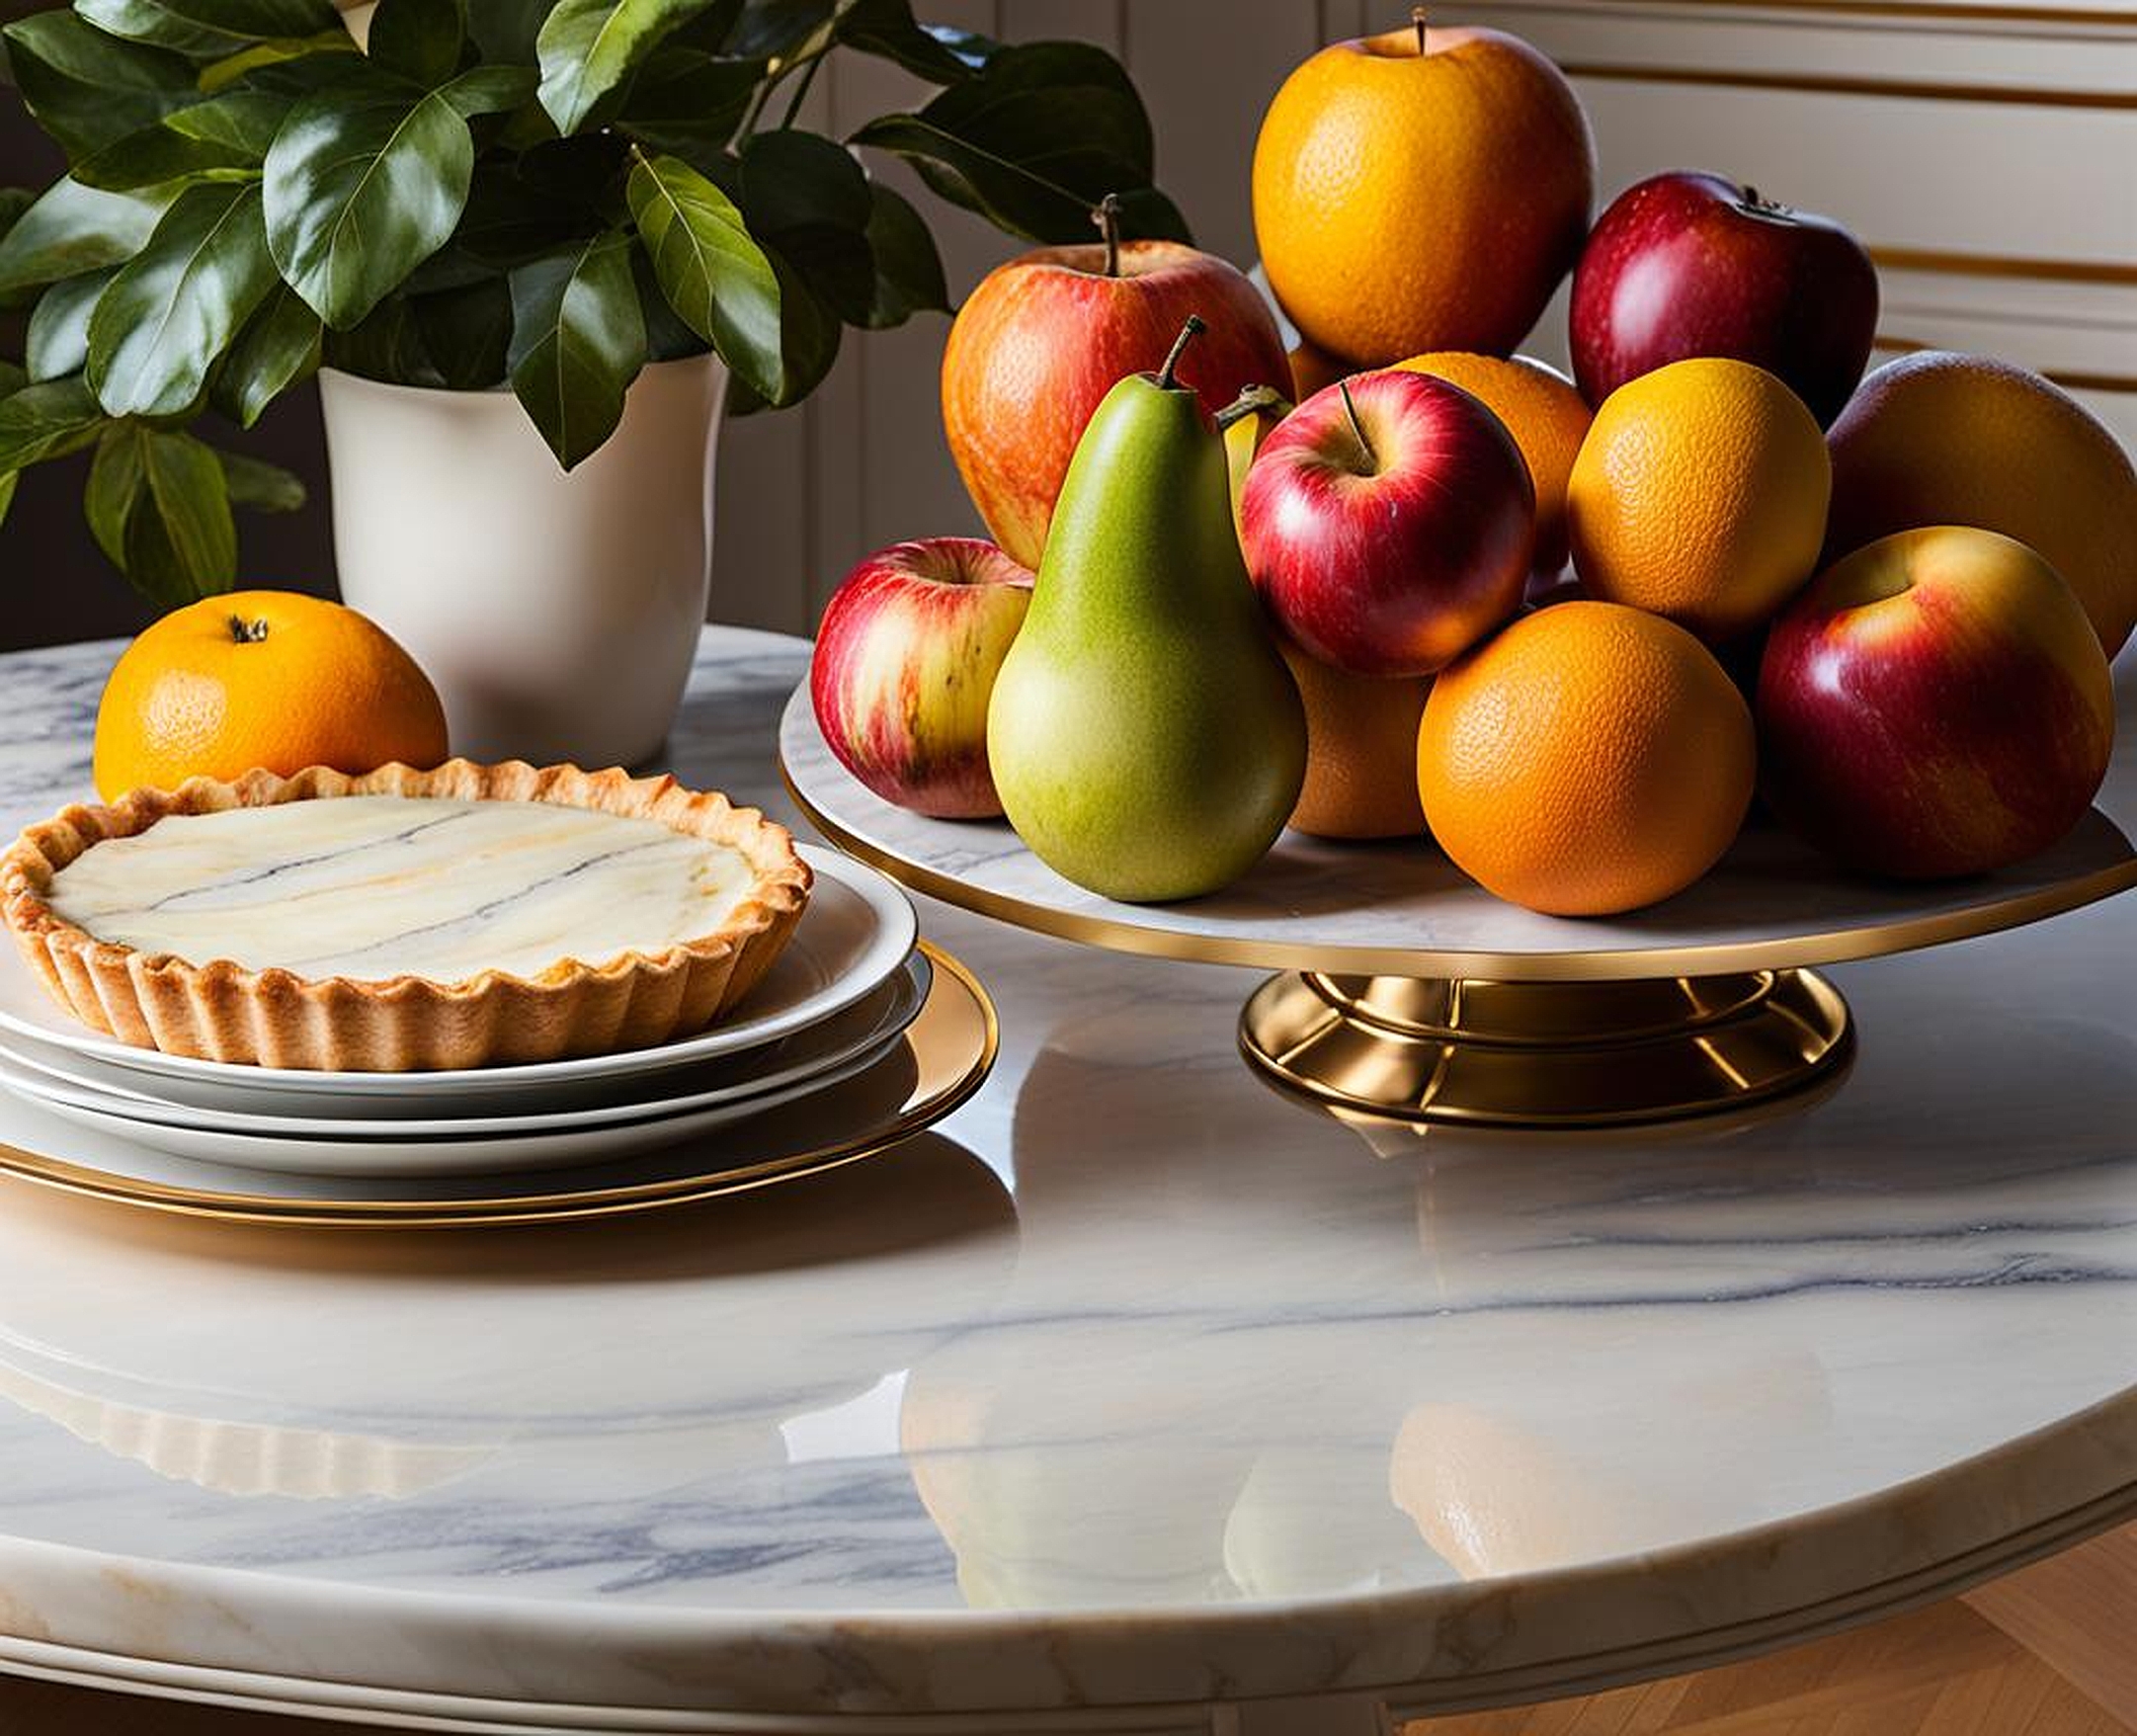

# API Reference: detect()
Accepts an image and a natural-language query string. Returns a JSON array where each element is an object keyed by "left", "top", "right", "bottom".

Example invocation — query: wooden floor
[{"left": 1, "top": 1529, "right": 2129, "bottom": 1734}]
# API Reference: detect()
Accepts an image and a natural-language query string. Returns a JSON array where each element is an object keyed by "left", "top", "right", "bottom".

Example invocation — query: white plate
[
  {"left": 0, "top": 846, "right": 916, "bottom": 1107},
  {"left": 0, "top": 953, "right": 932, "bottom": 1138},
  {"left": 0, "top": 1018, "right": 911, "bottom": 1178}
]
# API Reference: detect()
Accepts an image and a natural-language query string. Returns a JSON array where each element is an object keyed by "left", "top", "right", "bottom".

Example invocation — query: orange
[
  {"left": 1281, "top": 642, "right": 1431, "bottom": 840},
  {"left": 93, "top": 591, "right": 449, "bottom": 801},
  {"left": 1567, "top": 358, "right": 1830, "bottom": 644},
  {"left": 1417, "top": 602, "right": 1754, "bottom": 916},
  {"left": 1396, "top": 352, "right": 1592, "bottom": 574},
  {"left": 1825, "top": 350, "right": 2137, "bottom": 657},
  {"left": 1252, "top": 21, "right": 1594, "bottom": 365}
]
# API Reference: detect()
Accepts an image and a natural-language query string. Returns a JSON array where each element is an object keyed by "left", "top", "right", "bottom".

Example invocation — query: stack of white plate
[{"left": 0, "top": 847, "right": 927, "bottom": 1179}]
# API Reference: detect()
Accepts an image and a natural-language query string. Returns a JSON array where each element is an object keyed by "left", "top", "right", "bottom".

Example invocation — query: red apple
[
  {"left": 1757, "top": 526, "right": 2113, "bottom": 878},
  {"left": 1571, "top": 172, "right": 1879, "bottom": 427},
  {"left": 941, "top": 206, "right": 1289, "bottom": 571},
  {"left": 810, "top": 537, "right": 1034, "bottom": 818},
  {"left": 1240, "top": 369, "right": 1534, "bottom": 678}
]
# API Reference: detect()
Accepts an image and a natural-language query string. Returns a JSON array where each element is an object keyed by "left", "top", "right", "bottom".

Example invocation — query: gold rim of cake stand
[
  {"left": 1238, "top": 968, "right": 1855, "bottom": 1129},
  {"left": 781, "top": 765, "right": 2137, "bottom": 984},
  {"left": 0, "top": 944, "right": 997, "bottom": 1229}
]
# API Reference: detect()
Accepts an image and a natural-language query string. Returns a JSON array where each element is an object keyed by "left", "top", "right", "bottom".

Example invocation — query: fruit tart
[{"left": 0, "top": 761, "right": 811, "bottom": 1071}]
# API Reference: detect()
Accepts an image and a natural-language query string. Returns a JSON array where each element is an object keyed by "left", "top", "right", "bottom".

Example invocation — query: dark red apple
[
  {"left": 1239, "top": 370, "right": 1534, "bottom": 678},
  {"left": 1757, "top": 526, "right": 2113, "bottom": 878},
  {"left": 810, "top": 537, "right": 1034, "bottom": 818},
  {"left": 1571, "top": 171, "right": 1879, "bottom": 427}
]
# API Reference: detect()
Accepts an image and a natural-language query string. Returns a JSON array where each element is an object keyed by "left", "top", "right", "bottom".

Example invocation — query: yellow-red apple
[
  {"left": 810, "top": 537, "right": 1033, "bottom": 818},
  {"left": 941, "top": 212, "right": 1289, "bottom": 570}
]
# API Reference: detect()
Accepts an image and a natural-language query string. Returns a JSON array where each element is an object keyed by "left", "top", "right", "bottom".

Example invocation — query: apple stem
[
  {"left": 1158, "top": 315, "right": 1204, "bottom": 391},
  {"left": 1215, "top": 383, "right": 1285, "bottom": 430},
  {"left": 1092, "top": 194, "right": 1122, "bottom": 278},
  {"left": 1412, "top": 5, "right": 1427, "bottom": 52},
  {"left": 1338, "top": 379, "right": 1377, "bottom": 470},
  {"left": 227, "top": 614, "right": 269, "bottom": 644}
]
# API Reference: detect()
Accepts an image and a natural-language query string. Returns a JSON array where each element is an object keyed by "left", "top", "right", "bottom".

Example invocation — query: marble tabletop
[{"left": 0, "top": 627, "right": 2132, "bottom": 1735}]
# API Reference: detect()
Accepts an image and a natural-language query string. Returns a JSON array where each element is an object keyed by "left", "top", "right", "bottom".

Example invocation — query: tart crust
[{"left": 0, "top": 761, "right": 812, "bottom": 1072}]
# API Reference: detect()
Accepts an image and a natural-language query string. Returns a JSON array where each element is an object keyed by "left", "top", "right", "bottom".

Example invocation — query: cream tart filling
[{"left": 43, "top": 794, "right": 761, "bottom": 985}]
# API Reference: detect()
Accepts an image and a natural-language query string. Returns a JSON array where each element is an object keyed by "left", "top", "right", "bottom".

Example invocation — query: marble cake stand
[{"left": 780, "top": 685, "right": 2137, "bottom": 1129}]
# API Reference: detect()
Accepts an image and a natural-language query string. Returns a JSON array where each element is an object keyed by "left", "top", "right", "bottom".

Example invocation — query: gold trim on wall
[
  {"left": 1876, "top": 334, "right": 2137, "bottom": 392},
  {"left": 1484, "top": 0, "right": 2137, "bottom": 29},
  {"left": 1558, "top": 59, "right": 2137, "bottom": 106},
  {"left": 1872, "top": 247, "right": 2137, "bottom": 285}
]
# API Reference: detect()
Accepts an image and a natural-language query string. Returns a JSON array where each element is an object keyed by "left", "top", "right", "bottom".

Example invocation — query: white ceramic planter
[{"left": 319, "top": 356, "right": 729, "bottom": 769}]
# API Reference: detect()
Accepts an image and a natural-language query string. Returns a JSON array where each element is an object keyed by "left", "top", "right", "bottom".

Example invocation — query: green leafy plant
[{"left": 0, "top": 0, "right": 1187, "bottom": 604}]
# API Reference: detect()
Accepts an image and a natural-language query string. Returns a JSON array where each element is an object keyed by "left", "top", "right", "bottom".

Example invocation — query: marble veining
[
  {"left": 44, "top": 796, "right": 756, "bottom": 983},
  {"left": 0, "top": 629, "right": 2130, "bottom": 1731}
]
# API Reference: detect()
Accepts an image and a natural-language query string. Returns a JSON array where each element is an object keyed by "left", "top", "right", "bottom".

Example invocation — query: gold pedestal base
[{"left": 1239, "top": 969, "right": 1853, "bottom": 1129}]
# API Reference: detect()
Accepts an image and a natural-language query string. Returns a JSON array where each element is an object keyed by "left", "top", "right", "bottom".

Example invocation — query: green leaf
[
  {"left": 87, "top": 181, "right": 280, "bottom": 417},
  {"left": 26, "top": 268, "right": 118, "bottom": 381},
  {"left": 757, "top": 247, "right": 838, "bottom": 406},
  {"left": 366, "top": 0, "right": 465, "bottom": 84},
  {"left": 3, "top": 12, "right": 196, "bottom": 161},
  {"left": 736, "top": 128, "right": 871, "bottom": 326},
  {"left": 850, "top": 41, "right": 1190, "bottom": 245},
  {"left": 216, "top": 447, "right": 305, "bottom": 510},
  {"left": 0, "top": 375, "right": 108, "bottom": 472},
  {"left": 73, "top": 89, "right": 291, "bottom": 191},
  {"left": 631, "top": 244, "right": 702, "bottom": 361},
  {"left": 466, "top": 0, "right": 555, "bottom": 64},
  {"left": 0, "top": 472, "right": 17, "bottom": 533},
  {"left": 264, "top": 83, "right": 475, "bottom": 328},
  {"left": 625, "top": 148, "right": 780, "bottom": 401},
  {"left": 508, "top": 231, "right": 646, "bottom": 468},
  {"left": 0, "top": 363, "right": 25, "bottom": 396},
  {"left": 198, "top": 30, "right": 358, "bottom": 93},
  {"left": 836, "top": 0, "right": 985, "bottom": 84},
  {"left": 210, "top": 282, "right": 321, "bottom": 425},
  {"left": 439, "top": 64, "right": 539, "bottom": 120},
  {"left": 612, "top": 44, "right": 763, "bottom": 153},
  {"left": 412, "top": 274, "right": 512, "bottom": 387},
  {"left": 0, "top": 179, "right": 177, "bottom": 296},
  {"left": 84, "top": 422, "right": 146, "bottom": 568},
  {"left": 536, "top": 0, "right": 722, "bottom": 136},
  {"left": 859, "top": 179, "right": 945, "bottom": 328},
  {"left": 727, "top": 0, "right": 830, "bottom": 58},
  {"left": 75, "top": 0, "right": 343, "bottom": 58},
  {"left": 86, "top": 424, "right": 239, "bottom": 604},
  {"left": 323, "top": 296, "right": 443, "bottom": 384}
]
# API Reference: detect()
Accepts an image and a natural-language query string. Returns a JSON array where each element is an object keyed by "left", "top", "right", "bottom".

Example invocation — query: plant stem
[
  {"left": 780, "top": 49, "right": 825, "bottom": 127},
  {"left": 1158, "top": 315, "right": 1204, "bottom": 390},
  {"left": 1339, "top": 380, "right": 1376, "bottom": 470},
  {"left": 227, "top": 614, "right": 270, "bottom": 643},
  {"left": 1092, "top": 193, "right": 1122, "bottom": 277},
  {"left": 1412, "top": 5, "right": 1428, "bottom": 52}
]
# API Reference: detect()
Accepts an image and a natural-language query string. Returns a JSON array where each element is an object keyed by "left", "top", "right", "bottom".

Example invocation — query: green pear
[{"left": 987, "top": 317, "right": 1306, "bottom": 902}]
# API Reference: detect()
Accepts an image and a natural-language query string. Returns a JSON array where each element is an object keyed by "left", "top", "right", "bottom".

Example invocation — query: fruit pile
[{"left": 809, "top": 14, "right": 2130, "bottom": 915}]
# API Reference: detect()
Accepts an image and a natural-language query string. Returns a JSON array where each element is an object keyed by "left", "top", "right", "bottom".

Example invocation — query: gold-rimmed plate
[{"left": 0, "top": 945, "right": 995, "bottom": 1228}]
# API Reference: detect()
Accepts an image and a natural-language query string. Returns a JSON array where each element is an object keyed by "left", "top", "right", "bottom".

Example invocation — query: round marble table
[{"left": 0, "top": 627, "right": 2132, "bottom": 1736}]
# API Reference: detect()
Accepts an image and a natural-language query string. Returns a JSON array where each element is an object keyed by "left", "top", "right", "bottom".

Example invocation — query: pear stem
[
  {"left": 1093, "top": 193, "right": 1122, "bottom": 278},
  {"left": 227, "top": 614, "right": 269, "bottom": 644},
  {"left": 1412, "top": 5, "right": 1428, "bottom": 52},
  {"left": 1215, "top": 383, "right": 1285, "bottom": 430},
  {"left": 1338, "top": 379, "right": 1376, "bottom": 470},
  {"left": 1158, "top": 315, "right": 1204, "bottom": 391}
]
